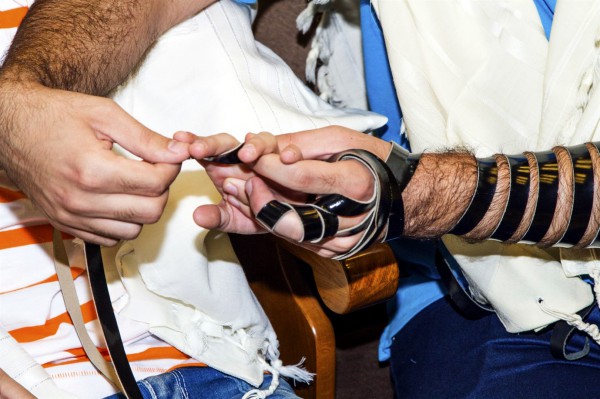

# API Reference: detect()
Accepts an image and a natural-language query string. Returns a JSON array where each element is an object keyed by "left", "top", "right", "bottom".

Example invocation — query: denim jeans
[
  {"left": 104, "top": 367, "right": 299, "bottom": 399},
  {"left": 390, "top": 297, "right": 600, "bottom": 398}
]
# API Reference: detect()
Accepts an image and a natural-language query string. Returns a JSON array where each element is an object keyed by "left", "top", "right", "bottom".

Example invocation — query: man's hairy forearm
[
  {"left": 0, "top": 0, "right": 213, "bottom": 95},
  {"left": 396, "top": 142, "right": 600, "bottom": 249}
]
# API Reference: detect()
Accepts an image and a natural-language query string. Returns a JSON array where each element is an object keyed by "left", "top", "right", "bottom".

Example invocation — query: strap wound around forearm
[
  {"left": 491, "top": 155, "right": 531, "bottom": 241},
  {"left": 450, "top": 156, "right": 497, "bottom": 235},
  {"left": 558, "top": 144, "right": 594, "bottom": 246},
  {"left": 521, "top": 150, "right": 559, "bottom": 244}
]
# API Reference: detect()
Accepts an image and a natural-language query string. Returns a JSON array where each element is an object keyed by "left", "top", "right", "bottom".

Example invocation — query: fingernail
[
  {"left": 168, "top": 140, "right": 188, "bottom": 154},
  {"left": 223, "top": 181, "right": 238, "bottom": 196},
  {"left": 246, "top": 180, "right": 253, "bottom": 195}
]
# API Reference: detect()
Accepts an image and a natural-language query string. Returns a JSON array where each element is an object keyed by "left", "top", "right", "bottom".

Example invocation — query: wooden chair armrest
[{"left": 278, "top": 240, "right": 399, "bottom": 314}]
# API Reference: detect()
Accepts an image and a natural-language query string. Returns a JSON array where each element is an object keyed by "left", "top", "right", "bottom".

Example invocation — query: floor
[{"left": 332, "top": 304, "right": 394, "bottom": 399}]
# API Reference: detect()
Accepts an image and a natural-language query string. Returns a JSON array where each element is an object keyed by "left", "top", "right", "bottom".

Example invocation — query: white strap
[{"left": 52, "top": 229, "right": 126, "bottom": 393}]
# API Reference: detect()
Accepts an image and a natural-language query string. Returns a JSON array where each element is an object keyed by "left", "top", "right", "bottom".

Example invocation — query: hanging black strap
[
  {"left": 550, "top": 302, "right": 595, "bottom": 361},
  {"left": 434, "top": 240, "right": 493, "bottom": 320},
  {"left": 84, "top": 242, "right": 143, "bottom": 399}
]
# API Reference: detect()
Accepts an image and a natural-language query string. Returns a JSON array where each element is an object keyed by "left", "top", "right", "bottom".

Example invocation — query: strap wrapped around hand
[{"left": 205, "top": 143, "right": 415, "bottom": 260}]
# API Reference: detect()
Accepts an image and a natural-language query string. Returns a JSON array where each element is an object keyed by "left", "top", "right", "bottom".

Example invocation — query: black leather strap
[
  {"left": 85, "top": 243, "right": 143, "bottom": 399},
  {"left": 491, "top": 155, "right": 530, "bottom": 241},
  {"left": 451, "top": 156, "right": 497, "bottom": 235},
  {"left": 522, "top": 150, "right": 559, "bottom": 243},
  {"left": 434, "top": 241, "right": 493, "bottom": 320},
  {"left": 550, "top": 302, "right": 594, "bottom": 361},
  {"left": 314, "top": 194, "right": 374, "bottom": 216},
  {"left": 202, "top": 143, "right": 243, "bottom": 164},
  {"left": 559, "top": 145, "right": 594, "bottom": 246}
]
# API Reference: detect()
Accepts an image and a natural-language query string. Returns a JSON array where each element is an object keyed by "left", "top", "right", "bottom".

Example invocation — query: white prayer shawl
[
  {"left": 109, "top": 0, "right": 383, "bottom": 394},
  {"left": 370, "top": 0, "right": 600, "bottom": 332},
  {"left": 0, "top": 1, "right": 386, "bottom": 397}
]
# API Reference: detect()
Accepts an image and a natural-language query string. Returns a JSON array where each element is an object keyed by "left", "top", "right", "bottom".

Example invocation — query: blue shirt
[{"left": 359, "top": 0, "right": 557, "bottom": 361}]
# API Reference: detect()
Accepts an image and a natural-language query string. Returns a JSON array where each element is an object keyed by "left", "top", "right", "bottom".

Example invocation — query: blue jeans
[
  {"left": 104, "top": 367, "right": 299, "bottom": 399},
  {"left": 390, "top": 297, "right": 600, "bottom": 398}
]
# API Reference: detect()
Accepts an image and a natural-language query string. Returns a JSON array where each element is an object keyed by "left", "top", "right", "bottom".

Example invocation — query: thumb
[{"left": 95, "top": 100, "right": 190, "bottom": 163}]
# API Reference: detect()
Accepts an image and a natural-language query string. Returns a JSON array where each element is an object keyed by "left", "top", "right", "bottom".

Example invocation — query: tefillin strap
[
  {"left": 490, "top": 154, "right": 531, "bottom": 241},
  {"left": 558, "top": 144, "right": 594, "bottom": 246},
  {"left": 521, "top": 149, "right": 559, "bottom": 244},
  {"left": 450, "top": 156, "right": 497, "bottom": 236},
  {"left": 204, "top": 142, "right": 412, "bottom": 260}
]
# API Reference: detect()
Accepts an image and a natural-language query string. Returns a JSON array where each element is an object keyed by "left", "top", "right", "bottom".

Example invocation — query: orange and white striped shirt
[{"left": 0, "top": 3, "right": 203, "bottom": 397}]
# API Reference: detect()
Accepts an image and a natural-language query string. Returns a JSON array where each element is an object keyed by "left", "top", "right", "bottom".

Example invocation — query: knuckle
[
  {"left": 59, "top": 192, "right": 87, "bottom": 213},
  {"left": 72, "top": 165, "right": 102, "bottom": 191},
  {"left": 148, "top": 206, "right": 165, "bottom": 224},
  {"left": 121, "top": 225, "right": 142, "bottom": 241}
]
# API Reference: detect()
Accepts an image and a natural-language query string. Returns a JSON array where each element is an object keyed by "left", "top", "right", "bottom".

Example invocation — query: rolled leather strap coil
[
  {"left": 381, "top": 142, "right": 417, "bottom": 241},
  {"left": 521, "top": 150, "right": 559, "bottom": 244},
  {"left": 559, "top": 144, "right": 595, "bottom": 246},
  {"left": 314, "top": 193, "right": 375, "bottom": 216},
  {"left": 256, "top": 201, "right": 339, "bottom": 243},
  {"left": 491, "top": 155, "right": 531, "bottom": 241},
  {"left": 587, "top": 142, "right": 600, "bottom": 248},
  {"left": 202, "top": 143, "right": 243, "bottom": 164},
  {"left": 385, "top": 142, "right": 419, "bottom": 192},
  {"left": 331, "top": 150, "right": 396, "bottom": 259},
  {"left": 451, "top": 156, "right": 497, "bottom": 235}
]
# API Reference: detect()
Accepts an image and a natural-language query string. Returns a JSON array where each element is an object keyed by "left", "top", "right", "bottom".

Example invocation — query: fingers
[
  {"left": 277, "top": 126, "right": 392, "bottom": 160},
  {"left": 244, "top": 177, "right": 367, "bottom": 257},
  {"left": 279, "top": 144, "right": 304, "bottom": 164},
  {"left": 183, "top": 131, "right": 282, "bottom": 164},
  {"left": 246, "top": 177, "right": 305, "bottom": 242},
  {"left": 85, "top": 153, "right": 182, "bottom": 196},
  {"left": 188, "top": 133, "right": 241, "bottom": 161},
  {"left": 252, "top": 155, "right": 375, "bottom": 202},
  {"left": 192, "top": 202, "right": 265, "bottom": 234},
  {"left": 92, "top": 99, "right": 190, "bottom": 164},
  {"left": 238, "top": 132, "right": 279, "bottom": 163}
]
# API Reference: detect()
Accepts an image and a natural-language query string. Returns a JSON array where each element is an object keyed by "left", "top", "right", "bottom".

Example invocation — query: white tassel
[
  {"left": 538, "top": 297, "right": 600, "bottom": 346},
  {"left": 296, "top": 2, "right": 318, "bottom": 34},
  {"left": 242, "top": 360, "right": 281, "bottom": 399},
  {"left": 241, "top": 357, "right": 315, "bottom": 398},
  {"left": 298, "top": 0, "right": 344, "bottom": 105},
  {"left": 277, "top": 357, "right": 314, "bottom": 384}
]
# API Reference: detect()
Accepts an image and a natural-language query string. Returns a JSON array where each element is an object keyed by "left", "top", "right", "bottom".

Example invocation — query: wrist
[{"left": 402, "top": 151, "right": 478, "bottom": 238}]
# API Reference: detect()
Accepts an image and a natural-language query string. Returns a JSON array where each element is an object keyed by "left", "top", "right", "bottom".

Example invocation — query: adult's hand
[
  {"left": 0, "top": 81, "right": 190, "bottom": 246},
  {"left": 182, "top": 127, "right": 392, "bottom": 258}
]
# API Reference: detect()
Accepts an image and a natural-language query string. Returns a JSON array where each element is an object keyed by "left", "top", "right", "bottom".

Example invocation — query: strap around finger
[{"left": 203, "top": 143, "right": 244, "bottom": 164}]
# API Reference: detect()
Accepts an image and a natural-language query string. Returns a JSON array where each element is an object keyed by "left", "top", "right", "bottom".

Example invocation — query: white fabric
[
  {"left": 298, "top": 0, "right": 368, "bottom": 109},
  {"left": 0, "top": 326, "right": 77, "bottom": 399},
  {"left": 371, "top": 0, "right": 598, "bottom": 332},
  {"left": 0, "top": 0, "right": 385, "bottom": 397},
  {"left": 109, "top": 0, "right": 385, "bottom": 389}
]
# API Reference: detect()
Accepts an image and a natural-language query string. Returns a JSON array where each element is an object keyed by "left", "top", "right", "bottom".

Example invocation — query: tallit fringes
[
  {"left": 297, "top": 0, "right": 341, "bottom": 105},
  {"left": 537, "top": 297, "right": 600, "bottom": 346}
]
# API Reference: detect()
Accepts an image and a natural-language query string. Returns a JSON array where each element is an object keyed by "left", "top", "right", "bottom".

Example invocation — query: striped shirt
[{"left": 0, "top": 3, "right": 203, "bottom": 397}]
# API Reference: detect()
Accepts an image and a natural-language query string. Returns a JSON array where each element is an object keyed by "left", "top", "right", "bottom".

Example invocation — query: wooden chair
[
  {"left": 229, "top": 234, "right": 398, "bottom": 399},
  {"left": 239, "top": 2, "right": 400, "bottom": 398}
]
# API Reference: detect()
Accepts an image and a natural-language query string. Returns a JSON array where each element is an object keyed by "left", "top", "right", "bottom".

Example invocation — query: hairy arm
[
  {"left": 0, "top": 0, "right": 215, "bottom": 245},
  {"left": 1, "top": 0, "right": 213, "bottom": 94},
  {"left": 184, "top": 127, "right": 595, "bottom": 258}
]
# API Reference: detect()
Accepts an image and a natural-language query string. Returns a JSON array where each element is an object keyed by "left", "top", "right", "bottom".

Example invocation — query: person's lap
[
  {"left": 105, "top": 366, "right": 298, "bottom": 399},
  {"left": 390, "top": 297, "right": 600, "bottom": 398}
]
